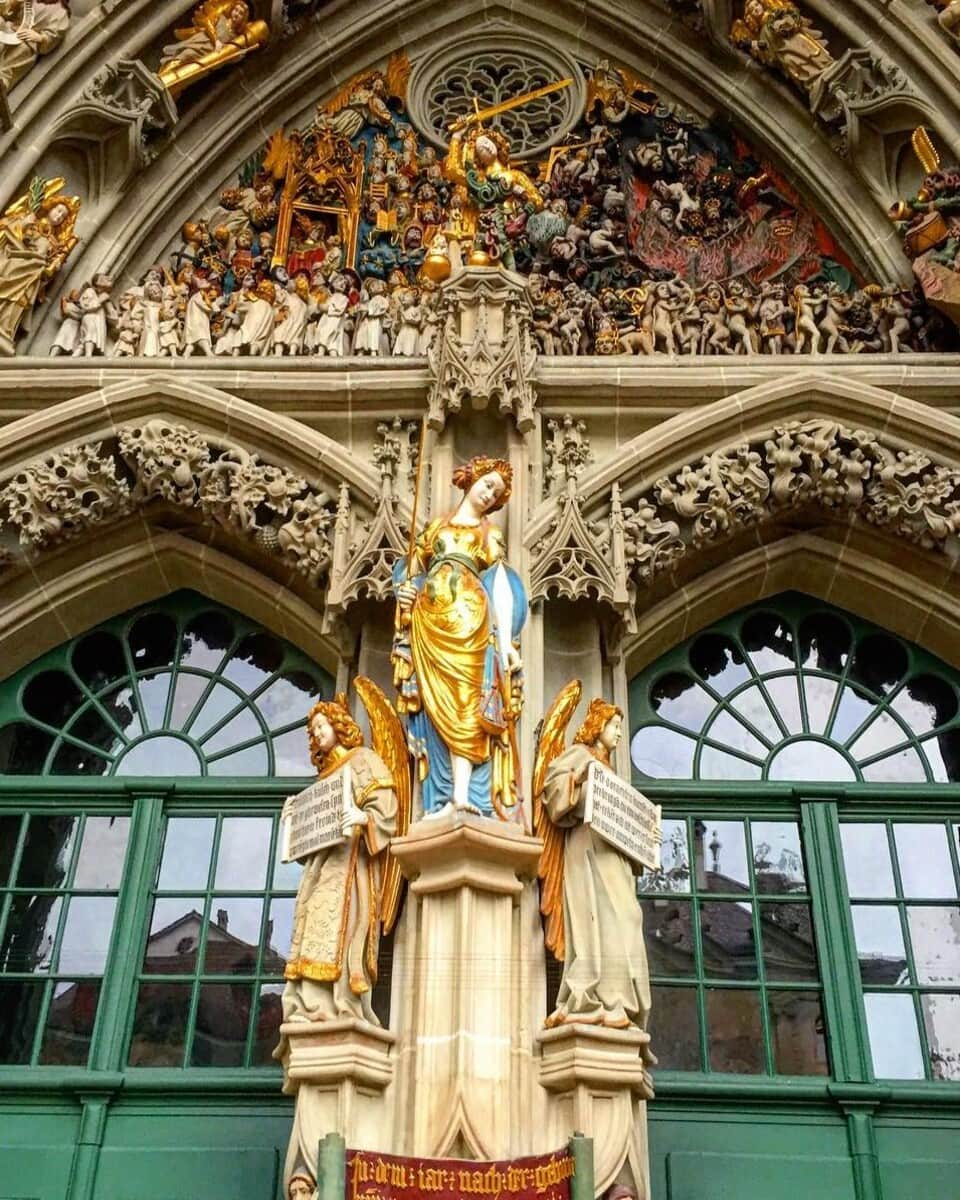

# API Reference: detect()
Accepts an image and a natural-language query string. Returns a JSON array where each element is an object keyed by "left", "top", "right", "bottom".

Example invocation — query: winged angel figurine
[
  {"left": 281, "top": 678, "right": 410, "bottom": 1026},
  {"left": 534, "top": 681, "right": 651, "bottom": 1032}
]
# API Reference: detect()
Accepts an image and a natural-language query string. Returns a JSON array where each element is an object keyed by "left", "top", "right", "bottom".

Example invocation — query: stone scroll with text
[
  {"left": 583, "top": 760, "right": 662, "bottom": 872},
  {"left": 280, "top": 764, "right": 351, "bottom": 862}
]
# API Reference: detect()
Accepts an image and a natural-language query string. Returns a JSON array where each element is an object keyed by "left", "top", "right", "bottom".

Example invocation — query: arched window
[
  {"left": 0, "top": 593, "right": 332, "bottom": 1073},
  {"left": 628, "top": 593, "right": 960, "bottom": 1086}
]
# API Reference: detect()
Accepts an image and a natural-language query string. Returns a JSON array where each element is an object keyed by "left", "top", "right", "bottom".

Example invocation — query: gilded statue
[
  {"left": 0, "top": 0, "right": 70, "bottom": 94},
  {"left": 280, "top": 680, "right": 410, "bottom": 1026},
  {"left": 0, "top": 177, "right": 79, "bottom": 357},
  {"left": 534, "top": 683, "right": 652, "bottom": 1033},
  {"left": 731, "top": 0, "right": 834, "bottom": 92},
  {"left": 392, "top": 456, "right": 527, "bottom": 820},
  {"left": 157, "top": 0, "right": 268, "bottom": 99},
  {"left": 444, "top": 121, "right": 545, "bottom": 270}
]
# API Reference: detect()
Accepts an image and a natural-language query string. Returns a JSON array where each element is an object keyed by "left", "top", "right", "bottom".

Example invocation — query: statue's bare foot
[{"left": 423, "top": 800, "right": 454, "bottom": 820}]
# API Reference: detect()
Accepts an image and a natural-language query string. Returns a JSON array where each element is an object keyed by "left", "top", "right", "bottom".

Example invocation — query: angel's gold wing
[
  {"left": 263, "top": 129, "right": 295, "bottom": 180},
  {"left": 384, "top": 51, "right": 411, "bottom": 103},
  {"left": 912, "top": 126, "right": 941, "bottom": 176},
  {"left": 533, "top": 679, "right": 582, "bottom": 961},
  {"left": 354, "top": 675, "right": 411, "bottom": 934}
]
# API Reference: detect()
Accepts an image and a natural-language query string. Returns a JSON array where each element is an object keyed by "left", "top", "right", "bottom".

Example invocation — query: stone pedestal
[
  {"left": 390, "top": 810, "right": 544, "bottom": 1159},
  {"left": 538, "top": 1025, "right": 654, "bottom": 1200},
  {"left": 276, "top": 1018, "right": 395, "bottom": 1184}
]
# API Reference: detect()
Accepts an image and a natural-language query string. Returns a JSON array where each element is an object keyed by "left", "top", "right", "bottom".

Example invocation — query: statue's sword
[{"left": 446, "top": 77, "right": 573, "bottom": 133}]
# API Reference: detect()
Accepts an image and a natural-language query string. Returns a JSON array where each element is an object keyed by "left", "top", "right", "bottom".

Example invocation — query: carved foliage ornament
[{"left": 0, "top": 419, "right": 342, "bottom": 584}]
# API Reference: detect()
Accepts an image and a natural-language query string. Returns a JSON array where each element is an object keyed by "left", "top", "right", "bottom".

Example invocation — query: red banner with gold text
[{"left": 346, "top": 1149, "right": 576, "bottom": 1200}]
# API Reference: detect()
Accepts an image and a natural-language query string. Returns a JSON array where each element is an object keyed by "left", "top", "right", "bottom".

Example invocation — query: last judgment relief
[{"left": 40, "top": 55, "right": 955, "bottom": 359}]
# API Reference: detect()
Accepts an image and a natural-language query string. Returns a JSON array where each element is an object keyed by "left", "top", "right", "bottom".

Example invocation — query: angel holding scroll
[
  {"left": 534, "top": 682, "right": 652, "bottom": 1032},
  {"left": 280, "top": 679, "right": 410, "bottom": 1026}
]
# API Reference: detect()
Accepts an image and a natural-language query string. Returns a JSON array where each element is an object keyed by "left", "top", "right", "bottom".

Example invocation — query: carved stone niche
[{"left": 427, "top": 267, "right": 537, "bottom": 434}]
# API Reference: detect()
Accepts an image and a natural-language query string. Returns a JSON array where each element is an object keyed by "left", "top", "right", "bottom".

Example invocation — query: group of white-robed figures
[{"left": 278, "top": 677, "right": 651, "bottom": 1036}]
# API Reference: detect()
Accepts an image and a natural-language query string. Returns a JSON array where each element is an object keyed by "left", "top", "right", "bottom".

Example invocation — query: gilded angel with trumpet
[
  {"left": 534, "top": 681, "right": 651, "bottom": 1033},
  {"left": 280, "top": 678, "right": 410, "bottom": 1026}
]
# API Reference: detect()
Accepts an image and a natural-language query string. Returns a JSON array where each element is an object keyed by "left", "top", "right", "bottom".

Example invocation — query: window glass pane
[
  {"left": 801, "top": 676, "right": 838, "bottom": 736},
  {"left": 1, "top": 895, "right": 62, "bottom": 972},
  {"left": 727, "top": 685, "right": 782, "bottom": 744},
  {"left": 850, "top": 634, "right": 908, "bottom": 696},
  {"left": 706, "top": 988, "right": 764, "bottom": 1073},
  {"left": 649, "top": 674, "right": 714, "bottom": 731},
  {"left": 752, "top": 822, "right": 806, "bottom": 893},
  {"left": 768, "top": 990, "right": 828, "bottom": 1076},
  {"left": 699, "top": 821, "right": 748, "bottom": 891},
  {"left": 272, "top": 839, "right": 302, "bottom": 892},
  {"left": 760, "top": 902, "right": 818, "bottom": 982},
  {"left": 39, "top": 980, "right": 100, "bottom": 1066},
  {"left": 637, "top": 818, "right": 689, "bottom": 894},
  {"left": 16, "top": 815, "right": 77, "bottom": 887},
  {"left": 891, "top": 674, "right": 958, "bottom": 734},
  {"left": 864, "top": 992, "right": 925, "bottom": 1079},
  {"left": 202, "top": 708, "right": 262, "bottom": 755},
  {"left": 922, "top": 731, "right": 960, "bottom": 782},
  {"left": 190, "top": 982, "right": 253, "bottom": 1067},
  {"left": 798, "top": 612, "right": 850, "bottom": 673},
  {"left": 907, "top": 907, "right": 960, "bottom": 985},
  {"left": 689, "top": 634, "right": 750, "bottom": 695},
  {"left": 767, "top": 740, "right": 855, "bottom": 782},
  {"left": 250, "top": 983, "right": 285, "bottom": 1066},
  {"left": 698, "top": 746, "right": 761, "bottom": 781},
  {"left": 187, "top": 683, "right": 240, "bottom": 738},
  {"left": 922, "top": 993, "right": 960, "bottom": 1082},
  {"left": 206, "top": 742, "right": 270, "bottom": 777},
  {"left": 214, "top": 817, "right": 271, "bottom": 890},
  {"left": 256, "top": 672, "right": 321, "bottom": 732},
  {"left": 71, "top": 631, "right": 127, "bottom": 691},
  {"left": 831, "top": 686, "right": 876, "bottom": 744},
  {"left": 58, "top": 896, "right": 117, "bottom": 974},
  {"left": 650, "top": 985, "right": 700, "bottom": 1071},
  {"left": 66, "top": 707, "right": 125, "bottom": 759},
  {"left": 115, "top": 736, "right": 203, "bottom": 777},
  {"left": 861, "top": 748, "right": 927, "bottom": 784},
  {"left": 128, "top": 981, "right": 191, "bottom": 1067},
  {"left": 272, "top": 729, "right": 313, "bottom": 776},
  {"left": 128, "top": 613, "right": 178, "bottom": 671},
  {"left": 704, "top": 710, "right": 767, "bottom": 758},
  {"left": 203, "top": 899, "right": 264, "bottom": 975},
  {"left": 741, "top": 612, "right": 794, "bottom": 673},
  {"left": 95, "top": 684, "right": 141, "bottom": 740},
  {"left": 22, "top": 670, "right": 84, "bottom": 728},
  {"left": 136, "top": 672, "right": 173, "bottom": 731},
  {"left": 0, "top": 813, "right": 21, "bottom": 885},
  {"left": 157, "top": 817, "right": 215, "bottom": 890},
  {"left": 0, "top": 980, "right": 44, "bottom": 1063},
  {"left": 631, "top": 726, "right": 696, "bottom": 779},
  {"left": 0, "top": 723, "right": 55, "bottom": 773},
  {"left": 641, "top": 899, "right": 695, "bottom": 977},
  {"left": 169, "top": 673, "right": 209, "bottom": 731},
  {"left": 73, "top": 816, "right": 130, "bottom": 889},
  {"left": 180, "top": 611, "right": 234, "bottom": 670},
  {"left": 840, "top": 824, "right": 895, "bottom": 898},
  {"left": 221, "top": 633, "right": 284, "bottom": 691},
  {"left": 700, "top": 901, "right": 757, "bottom": 980},
  {"left": 848, "top": 712, "right": 909, "bottom": 761},
  {"left": 851, "top": 905, "right": 909, "bottom": 985},
  {"left": 48, "top": 741, "right": 111, "bottom": 776},
  {"left": 143, "top": 897, "right": 204, "bottom": 974},
  {"left": 895, "top": 824, "right": 956, "bottom": 899},
  {"left": 266, "top": 898, "right": 295, "bottom": 971}
]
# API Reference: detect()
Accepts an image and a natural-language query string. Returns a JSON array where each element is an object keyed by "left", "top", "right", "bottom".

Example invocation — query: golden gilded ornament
[{"left": 157, "top": 0, "right": 269, "bottom": 99}]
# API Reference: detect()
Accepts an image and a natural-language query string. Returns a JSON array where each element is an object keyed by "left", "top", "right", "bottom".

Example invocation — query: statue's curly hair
[
  {"left": 451, "top": 456, "right": 513, "bottom": 511},
  {"left": 467, "top": 126, "right": 512, "bottom": 164},
  {"left": 307, "top": 693, "right": 363, "bottom": 770},
  {"left": 573, "top": 698, "right": 623, "bottom": 748}
]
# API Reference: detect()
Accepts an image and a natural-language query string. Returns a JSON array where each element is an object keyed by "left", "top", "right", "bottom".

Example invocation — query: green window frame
[
  {"left": 629, "top": 593, "right": 960, "bottom": 1092},
  {"left": 0, "top": 593, "right": 332, "bottom": 1080}
]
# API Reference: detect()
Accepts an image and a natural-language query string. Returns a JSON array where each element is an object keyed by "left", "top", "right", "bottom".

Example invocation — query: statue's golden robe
[
  {"left": 544, "top": 743, "right": 651, "bottom": 1029},
  {"left": 283, "top": 745, "right": 396, "bottom": 1023}
]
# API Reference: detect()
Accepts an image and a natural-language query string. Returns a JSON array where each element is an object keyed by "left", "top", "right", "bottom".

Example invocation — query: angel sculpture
[
  {"left": 280, "top": 679, "right": 410, "bottom": 1026},
  {"left": 157, "top": 0, "right": 269, "bottom": 99},
  {"left": 534, "top": 681, "right": 651, "bottom": 1033}
]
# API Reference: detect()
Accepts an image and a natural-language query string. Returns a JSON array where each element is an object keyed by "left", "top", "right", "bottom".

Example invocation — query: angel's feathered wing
[
  {"left": 533, "top": 680, "right": 582, "bottom": 962},
  {"left": 354, "top": 676, "right": 411, "bottom": 934}
]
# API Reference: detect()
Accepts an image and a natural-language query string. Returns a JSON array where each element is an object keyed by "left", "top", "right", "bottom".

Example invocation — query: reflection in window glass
[
  {"left": 768, "top": 741, "right": 855, "bottom": 783},
  {"left": 704, "top": 710, "right": 768, "bottom": 759},
  {"left": 115, "top": 736, "right": 202, "bottom": 777},
  {"left": 1, "top": 895, "right": 62, "bottom": 972},
  {"left": 700, "top": 901, "right": 757, "bottom": 980},
  {"left": 191, "top": 982, "right": 253, "bottom": 1067},
  {"left": 707, "top": 989, "right": 764, "bottom": 1074},
  {"left": 250, "top": 983, "right": 285, "bottom": 1066},
  {"left": 864, "top": 992, "right": 925, "bottom": 1079},
  {"left": 650, "top": 674, "right": 715, "bottom": 731},
  {"left": 214, "top": 818, "right": 272, "bottom": 890},
  {"left": 641, "top": 899, "right": 696, "bottom": 978},
  {"left": 73, "top": 817, "right": 130, "bottom": 889},
  {"left": 689, "top": 634, "right": 751, "bottom": 694},
  {"left": 637, "top": 819, "right": 689, "bottom": 894},
  {"left": 801, "top": 676, "right": 838, "bottom": 736},
  {"left": 202, "top": 899, "right": 264, "bottom": 975},
  {"left": 0, "top": 980, "right": 44, "bottom": 1063},
  {"left": 631, "top": 727, "right": 695, "bottom": 778},
  {"left": 271, "top": 728, "right": 314, "bottom": 776},
  {"left": 922, "top": 993, "right": 960, "bottom": 1081},
  {"left": 143, "top": 897, "right": 204, "bottom": 974},
  {"left": 895, "top": 825, "right": 956, "bottom": 899},
  {"left": 16, "top": 815, "right": 77, "bottom": 888},
  {"left": 157, "top": 818, "right": 215, "bottom": 891},
  {"left": 698, "top": 746, "right": 761, "bottom": 781},
  {"left": 58, "top": 897, "right": 118, "bottom": 974},
  {"left": 768, "top": 990, "right": 828, "bottom": 1075},
  {"left": 752, "top": 822, "right": 806, "bottom": 892},
  {"left": 39, "top": 980, "right": 100, "bottom": 1066},
  {"left": 760, "top": 903, "right": 817, "bottom": 982},
  {"left": 851, "top": 906, "right": 908, "bottom": 986},
  {"left": 128, "top": 982, "right": 191, "bottom": 1067},
  {"left": 840, "top": 825, "right": 895, "bottom": 898},
  {"left": 699, "top": 821, "right": 749, "bottom": 891},
  {"left": 650, "top": 985, "right": 700, "bottom": 1071},
  {"left": 907, "top": 907, "right": 960, "bottom": 985},
  {"left": 207, "top": 743, "right": 270, "bottom": 777}
]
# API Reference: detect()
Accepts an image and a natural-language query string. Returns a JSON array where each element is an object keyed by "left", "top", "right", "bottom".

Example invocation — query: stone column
[
  {"left": 389, "top": 809, "right": 545, "bottom": 1159},
  {"left": 276, "top": 1018, "right": 395, "bottom": 1185},
  {"left": 538, "top": 1025, "right": 654, "bottom": 1200}
]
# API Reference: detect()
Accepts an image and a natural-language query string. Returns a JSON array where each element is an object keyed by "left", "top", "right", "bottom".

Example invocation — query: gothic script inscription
[
  {"left": 347, "top": 1148, "right": 575, "bottom": 1200},
  {"left": 280, "top": 765, "right": 351, "bottom": 862},
  {"left": 583, "top": 760, "right": 662, "bottom": 872}
]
